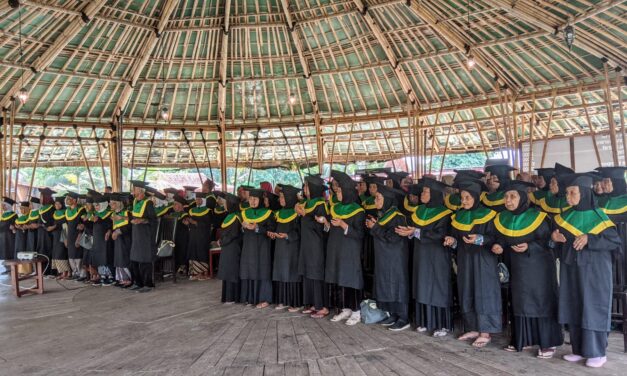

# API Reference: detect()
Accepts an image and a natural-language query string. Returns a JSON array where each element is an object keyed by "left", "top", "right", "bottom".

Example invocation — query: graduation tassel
[
  {"left": 279, "top": 127, "right": 303, "bottom": 184},
  {"left": 232, "top": 128, "right": 243, "bottom": 194}
]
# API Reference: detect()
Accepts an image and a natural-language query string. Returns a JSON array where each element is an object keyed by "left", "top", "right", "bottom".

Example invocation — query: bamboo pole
[
  {"left": 199, "top": 129, "right": 215, "bottom": 182},
  {"left": 328, "top": 120, "right": 339, "bottom": 171},
  {"left": 247, "top": 128, "right": 260, "bottom": 185},
  {"left": 181, "top": 129, "right": 204, "bottom": 185},
  {"left": 439, "top": 111, "right": 456, "bottom": 178},
  {"left": 73, "top": 125, "right": 95, "bottom": 190},
  {"left": 232, "top": 128, "right": 243, "bottom": 193},
  {"left": 528, "top": 95, "right": 536, "bottom": 173},
  {"left": 93, "top": 129, "right": 108, "bottom": 189},
  {"left": 13, "top": 133, "right": 23, "bottom": 200},
  {"left": 128, "top": 127, "right": 138, "bottom": 190},
  {"left": 511, "top": 95, "right": 520, "bottom": 169},
  {"left": 428, "top": 111, "right": 441, "bottom": 174},
  {"left": 279, "top": 127, "right": 303, "bottom": 184},
  {"left": 603, "top": 63, "right": 619, "bottom": 165},
  {"left": 540, "top": 89, "right": 558, "bottom": 168},
  {"left": 141, "top": 128, "right": 157, "bottom": 183},
  {"left": 578, "top": 86, "right": 602, "bottom": 166},
  {"left": 26, "top": 126, "right": 47, "bottom": 198},
  {"left": 343, "top": 118, "right": 355, "bottom": 173},
  {"left": 0, "top": 108, "right": 5, "bottom": 198},
  {"left": 219, "top": 125, "right": 227, "bottom": 191},
  {"left": 616, "top": 73, "right": 626, "bottom": 165},
  {"left": 380, "top": 121, "right": 397, "bottom": 172},
  {"left": 296, "top": 125, "right": 311, "bottom": 174},
  {"left": 8, "top": 101, "right": 14, "bottom": 198}
]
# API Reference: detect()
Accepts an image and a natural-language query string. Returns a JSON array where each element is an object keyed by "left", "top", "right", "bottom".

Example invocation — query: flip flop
[
  {"left": 458, "top": 332, "right": 480, "bottom": 341},
  {"left": 311, "top": 308, "right": 329, "bottom": 319}
]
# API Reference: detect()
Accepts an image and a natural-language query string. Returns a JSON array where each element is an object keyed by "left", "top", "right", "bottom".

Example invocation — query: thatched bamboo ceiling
[{"left": 0, "top": 0, "right": 625, "bottom": 169}]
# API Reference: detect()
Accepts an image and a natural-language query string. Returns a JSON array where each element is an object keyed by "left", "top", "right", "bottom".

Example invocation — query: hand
[
  {"left": 111, "top": 231, "right": 118, "bottom": 241},
  {"left": 315, "top": 216, "right": 328, "bottom": 226},
  {"left": 395, "top": 226, "right": 415, "bottom": 237},
  {"left": 77, "top": 224, "right": 85, "bottom": 230},
  {"left": 551, "top": 229, "right": 566, "bottom": 243},
  {"left": 276, "top": 233, "right": 288, "bottom": 239},
  {"left": 463, "top": 234, "right": 478, "bottom": 244},
  {"left": 105, "top": 231, "right": 111, "bottom": 241},
  {"left": 573, "top": 234, "right": 588, "bottom": 251},
  {"left": 46, "top": 226, "right": 55, "bottom": 232},
  {"left": 443, "top": 236, "right": 456, "bottom": 247},
  {"left": 511, "top": 243, "right": 528, "bottom": 253},
  {"left": 267, "top": 231, "right": 276, "bottom": 239},
  {"left": 295, "top": 204, "right": 305, "bottom": 217},
  {"left": 243, "top": 222, "right": 257, "bottom": 231},
  {"left": 365, "top": 217, "right": 376, "bottom": 229},
  {"left": 331, "top": 218, "right": 347, "bottom": 230},
  {"left": 491, "top": 244, "right": 504, "bottom": 255}
]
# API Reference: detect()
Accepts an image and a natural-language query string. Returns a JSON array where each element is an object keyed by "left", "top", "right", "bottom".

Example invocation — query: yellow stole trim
[
  {"left": 305, "top": 200, "right": 328, "bottom": 215},
  {"left": 555, "top": 214, "right": 615, "bottom": 237},
  {"left": 378, "top": 210, "right": 403, "bottom": 226},
  {"left": 65, "top": 206, "right": 84, "bottom": 221},
  {"left": 403, "top": 196, "right": 418, "bottom": 213},
  {"left": 241, "top": 209, "right": 272, "bottom": 224},
  {"left": 411, "top": 207, "right": 452, "bottom": 227},
  {"left": 275, "top": 212, "right": 298, "bottom": 224},
  {"left": 189, "top": 207, "right": 210, "bottom": 217},
  {"left": 330, "top": 205, "right": 365, "bottom": 220},
  {"left": 451, "top": 210, "right": 496, "bottom": 231},
  {"left": 132, "top": 199, "right": 149, "bottom": 218},
  {"left": 221, "top": 214, "right": 240, "bottom": 228},
  {"left": 494, "top": 211, "right": 547, "bottom": 237}
]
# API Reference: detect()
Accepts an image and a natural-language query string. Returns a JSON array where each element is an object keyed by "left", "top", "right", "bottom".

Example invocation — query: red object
[{"left": 260, "top": 181, "right": 273, "bottom": 193}]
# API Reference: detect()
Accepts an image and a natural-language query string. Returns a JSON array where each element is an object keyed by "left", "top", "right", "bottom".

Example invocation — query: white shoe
[
  {"left": 433, "top": 328, "right": 449, "bottom": 337},
  {"left": 585, "top": 356, "right": 607, "bottom": 368},
  {"left": 563, "top": 354, "right": 584, "bottom": 362},
  {"left": 345, "top": 311, "right": 361, "bottom": 326},
  {"left": 331, "top": 308, "right": 352, "bottom": 322},
  {"left": 275, "top": 304, "right": 287, "bottom": 310},
  {"left": 416, "top": 326, "right": 427, "bottom": 332}
]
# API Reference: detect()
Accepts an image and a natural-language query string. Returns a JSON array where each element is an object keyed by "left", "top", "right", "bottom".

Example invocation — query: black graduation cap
[
  {"left": 246, "top": 188, "right": 265, "bottom": 199},
  {"left": 331, "top": 170, "right": 356, "bottom": 189},
  {"left": 54, "top": 196, "right": 65, "bottom": 204},
  {"left": 563, "top": 173, "right": 594, "bottom": 189},
  {"left": 238, "top": 185, "right": 254, "bottom": 191},
  {"left": 422, "top": 177, "right": 450, "bottom": 193},
  {"left": 484, "top": 164, "right": 517, "bottom": 180},
  {"left": 386, "top": 171, "right": 410, "bottom": 185},
  {"left": 503, "top": 180, "right": 536, "bottom": 193},
  {"left": 375, "top": 183, "right": 404, "bottom": 200},
  {"left": 108, "top": 193, "right": 123, "bottom": 202},
  {"left": 86, "top": 188, "right": 100, "bottom": 197},
  {"left": 364, "top": 175, "right": 387, "bottom": 186},
  {"left": 85, "top": 196, "right": 94, "bottom": 204},
  {"left": 2, "top": 197, "right": 16, "bottom": 206},
  {"left": 278, "top": 184, "right": 301, "bottom": 197},
  {"left": 195, "top": 192, "right": 209, "bottom": 199},
  {"left": 38, "top": 187, "right": 56, "bottom": 195},
  {"left": 304, "top": 174, "right": 327, "bottom": 188},
  {"left": 183, "top": 186, "right": 198, "bottom": 192},
  {"left": 145, "top": 186, "right": 166, "bottom": 200},
  {"left": 534, "top": 167, "right": 555, "bottom": 180},
  {"left": 588, "top": 171, "right": 604, "bottom": 183},
  {"left": 66, "top": 191, "right": 80, "bottom": 199},
  {"left": 163, "top": 187, "right": 179, "bottom": 195},
  {"left": 595, "top": 166, "right": 627, "bottom": 179},
  {"left": 130, "top": 180, "right": 150, "bottom": 189},
  {"left": 408, "top": 183, "right": 423, "bottom": 195},
  {"left": 455, "top": 179, "right": 488, "bottom": 196},
  {"left": 453, "top": 169, "right": 485, "bottom": 181},
  {"left": 30, "top": 197, "right": 40, "bottom": 204},
  {"left": 20, "top": 201, "right": 30, "bottom": 207},
  {"left": 554, "top": 163, "right": 574, "bottom": 176},
  {"left": 92, "top": 193, "right": 108, "bottom": 203}
]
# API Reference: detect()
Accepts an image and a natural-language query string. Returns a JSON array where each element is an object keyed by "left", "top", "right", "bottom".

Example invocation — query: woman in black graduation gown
[
  {"left": 26, "top": 197, "right": 40, "bottom": 253},
  {"left": 186, "top": 192, "right": 212, "bottom": 280},
  {"left": 50, "top": 197, "right": 70, "bottom": 279},
  {"left": 81, "top": 197, "right": 97, "bottom": 283},
  {"left": 0, "top": 197, "right": 17, "bottom": 268},
  {"left": 129, "top": 181, "right": 158, "bottom": 292},
  {"left": 36, "top": 189, "right": 55, "bottom": 276},
  {"left": 64, "top": 192, "right": 85, "bottom": 280},
  {"left": 492, "top": 180, "right": 563, "bottom": 358},
  {"left": 110, "top": 194, "right": 133, "bottom": 288},
  {"left": 91, "top": 194, "right": 114, "bottom": 285},
  {"left": 595, "top": 166, "right": 627, "bottom": 222},
  {"left": 216, "top": 192, "right": 242, "bottom": 303},
  {"left": 444, "top": 179, "right": 501, "bottom": 348},
  {"left": 168, "top": 195, "right": 190, "bottom": 276},
  {"left": 397, "top": 177, "right": 454, "bottom": 336},
  {"left": 551, "top": 174, "right": 622, "bottom": 368},
  {"left": 323, "top": 170, "right": 366, "bottom": 326},
  {"left": 366, "top": 183, "right": 410, "bottom": 331},
  {"left": 14, "top": 202, "right": 31, "bottom": 256},
  {"left": 482, "top": 164, "right": 516, "bottom": 212},
  {"left": 270, "top": 184, "right": 302, "bottom": 311},
  {"left": 537, "top": 163, "right": 574, "bottom": 215},
  {"left": 296, "top": 175, "right": 330, "bottom": 318},
  {"left": 240, "top": 188, "right": 274, "bottom": 308}
]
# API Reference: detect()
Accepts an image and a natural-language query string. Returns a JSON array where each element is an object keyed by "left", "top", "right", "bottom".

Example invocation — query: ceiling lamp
[
  {"left": 160, "top": 106, "right": 169, "bottom": 121},
  {"left": 289, "top": 93, "right": 296, "bottom": 105},
  {"left": 564, "top": 25, "right": 575, "bottom": 51},
  {"left": 17, "top": 87, "right": 29, "bottom": 105},
  {"left": 467, "top": 55, "right": 476, "bottom": 70}
]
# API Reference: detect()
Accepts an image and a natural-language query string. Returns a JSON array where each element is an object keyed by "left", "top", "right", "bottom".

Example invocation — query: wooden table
[
  {"left": 3, "top": 257, "right": 45, "bottom": 298},
  {"left": 208, "top": 246, "right": 221, "bottom": 279}
]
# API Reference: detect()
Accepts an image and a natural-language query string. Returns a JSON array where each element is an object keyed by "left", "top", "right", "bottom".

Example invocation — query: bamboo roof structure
[{"left": 0, "top": 0, "right": 625, "bottom": 190}]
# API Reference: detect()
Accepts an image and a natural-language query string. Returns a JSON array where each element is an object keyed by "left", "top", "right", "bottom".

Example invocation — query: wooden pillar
[
  {"left": 540, "top": 89, "right": 558, "bottom": 168},
  {"left": 0, "top": 108, "right": 5, "bottom": 198},
  {"left": 8, "top": 101, "right": 14, "bottom": 198},
  {"left": 603, "top": 63, "right": 619, "bottom": 165},
  {"left": 220, "top": 124, "right": 228, "bottom": 192},
  {"left": 616, "top": 72, "right": 626, "bottom": 165},
  {"left": 27, "top": 126, "right": 46, "bottom": 198},
  {"left": 578, "top": 86, "right": 602, "bottom": 166}
]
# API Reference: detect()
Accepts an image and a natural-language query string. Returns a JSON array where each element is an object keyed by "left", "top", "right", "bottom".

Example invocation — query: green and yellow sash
[
  {"left": 362, "top": 196, "right": 377, "bottom": 211},
  {"left": 65, "top": 206, "right": 84, "bottom": 221},
  {"left": 599, "top": 195, "right": 627, "bottom": 215},
  {"left": 276, "top": 208, "right": 298, "bottom": 224},
  {"left": 1, "top": 211, "right": 16, "bottom": 222},
  {"left": 39, "top": 204, "right": 53, "bottom": 215},
  {"left": 15, "top": 214, "right": 29, "bottom": 225},
  {"left": 112, "top": 211, "right": 129, "bottom": 230},
  {"left": 444, "top": 193, "right": 461, "bottom": 211},
  {"left": 330, "top": 202, "right": 364, "bottom": 219},
  {"left": 53, "top": 210, "right": 65, "bottom": 221},
  {"left": 494, "top": 209, "right": 547, "bottom": 237},
  {"left": 189, "top": 206, "right": 210, "bottom": 217},
  {"left": 528, "top": 190, "right": 547, "bottom": 206},
  {"left": 403, "top": 196, "right": 419, "bottom": 213},
  {"left": 242, "top": 207, "right": 272, "bottom": 224},
  {"left": 451, "top": 206, "right": 496, "bottom": 232},
  {"left": 378, "top": 207, "right": 403, "bottom": 226},
  {"left": 411, "top": 205, "right": 452, "bottom": 227},
  {"left": 221, "top": 212, "right": 240, "bottom": 228},
  {"left": 304, "top": 197, "right": 328, "bottom": 215},
  {"left": 538, "top": 192, "right": 571, "bottom": 214},
  {"left": 132, "top": 199, "right": 149, "bottom": 218},
  {"left": 95, "top": 209, "right": 112, "bottom": 220},
  {"left": 555, "top": 208, "right": 615, "bottom": 237},
  {"left": 155, "top": 204, "right": 172, "bottom": 217},
  {"left": 28, "top": 209, "right": 40, "bottom": 222},
  {"left": 482, "top": 191, "right": 505, "bottom": 207}
]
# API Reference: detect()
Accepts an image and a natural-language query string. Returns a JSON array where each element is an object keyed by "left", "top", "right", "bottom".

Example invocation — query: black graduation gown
[
  {"left": 51, "top": 212, "right": 68, "bottom": 261},
  {"left": 370, "top": 211, "right": 409, "bottom": 303},
  {"left": 187, "top": 207, "right": 212, "bottom": 264},
  {"left": 81, "top": 213, "right": 94, "bottom": 265},
  {"left": 324, "top": 208, "right": 365, "bottom": 290},
  {"left": 36, "top": 206, "right": 54, "bottom": 259},
  {"left": 91, "top": 212, "right": 112, "bottom": 266},
  {"left": 451, "top": 208, "right": 502, "bottom": 333},
  {"left": 113, "top": 212, "right": 132, "bottom": 268},
  {"left": 130, "top": 199, "right": 158, "bottom": 263},
  {"left": 297, "top": 200, "right": 327, "bottom": 281},
  {"left": 172, "top": 212, "right": 190, "bottom": 268},
  {"left": 14, "top": 215, "right": 29, "bottom": 255},
  {"left": 0, "top": 213, "right": 16, "bottom": 260},
  {"left": 482, "top": 191, "right": 507, "bottom": 212},
  {"left": 411, "top": 208, "right": 453, "bottom": 309},
  {"left": 26, "top": 210, "right": 39, "bottom": 253},
  {"left": 239, "top": 210, "right": 273, "bottom": 281},
  {"left": 272, "top": 215, "right": 301, "bottom": 283},
  {"left": 65, "top": 207, "right": 84, "bottom": 259},
  {"left": 217, "top": 215, "right": 242, "bottom": 282}
]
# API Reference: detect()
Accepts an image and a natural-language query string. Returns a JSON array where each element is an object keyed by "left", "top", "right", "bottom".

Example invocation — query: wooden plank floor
[{"left": 1, "top": 269, "right": 626, "bottom": 376}]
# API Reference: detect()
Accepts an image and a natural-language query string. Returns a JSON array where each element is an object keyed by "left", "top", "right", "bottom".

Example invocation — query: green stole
[
  {"left": 451, "top": 206, "right": 496, "bottom": 232},
  {"left": 275, "top": 208, "right": 298, "bottom": 224},
  {"left": 494, "top": 208, "right": 547, "bottom": 237},
  {"left": 599, "top": 194, "right": 627, "bottom": 216},
  {"left": 242, "top": 207, "right": 272, "bottom": 223},
  {"left": 555, "top": 208, "right": 615, "bottom": 237},
  {"left": 411, "top": 205, "right": 452, "bottom": 227},
  {"left": 330, "top": 202, "right": 364, "bottom": 219}
]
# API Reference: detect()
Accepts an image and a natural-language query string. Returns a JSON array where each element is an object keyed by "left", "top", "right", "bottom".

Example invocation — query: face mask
[
  {"left": 31, "top": 203, "right": 40, "bottom": 210},
  {"left": 185, "top": 191, "right": 194, "bottom": 200},
  {"left": 2, "top": 203, "right": 12, "bottom": 212},
  {"left": 95, "top": 202, "right": 109, "bottom": 212}
]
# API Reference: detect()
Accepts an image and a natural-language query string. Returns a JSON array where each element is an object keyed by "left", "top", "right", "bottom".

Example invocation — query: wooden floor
[{"left": 1, "top": 267, "right": 626, "bottom": 376}]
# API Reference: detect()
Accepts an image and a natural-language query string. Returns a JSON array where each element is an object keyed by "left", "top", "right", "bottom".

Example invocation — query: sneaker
[
  {"left": 345, "top": 311, "right": 361, "bottom": 326},
  {"left": 585, "top": 357, "right": 607, "bottom": 368},
  {"left": 537, "top": 347, "right": 556, "bottom": 359},
  {"left": 389, "top": 321, "right": 410, "bottom": 332},
  {"left": 128, "top": 284, "right": 142, "bottom": 291},
  {"left": 416, "top": 326, "right": 428, "bottom": 332},
  {"left": 378, "top": 315, "right": 397, "bottom": 327},
  {"left": 433, "top": 329, "right": 449, "bottom": 337},
  {"left": 137, "top": 287, "right": 153, "bottom": 293},
  {"left": 563, "top": 354, "right": 584, "bottom": 362},
  {"left": 331, "top": 308, "right": 353, "bottom": 322},
  {"left": 102, "top": 278, "right": 114, "bottom": 286}
]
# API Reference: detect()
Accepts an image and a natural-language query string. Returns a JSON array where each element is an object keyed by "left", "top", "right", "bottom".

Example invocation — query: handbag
[
  {"left": 79, "top": 232, "right": 93, "bottom": 250},
  {"left": 359, "top": 299, "right": 388, "bottom": 324},
  {"left": 60, "top": 223, "right": 68, "bottom": 243},
  {"left": 157, "top": 240, "right": 175, "bottom": 258}
]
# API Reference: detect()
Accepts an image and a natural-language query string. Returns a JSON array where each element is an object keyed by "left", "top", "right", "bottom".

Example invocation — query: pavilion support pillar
[
  {"left": 616, "top": 71, "right": 626, "bottom": 166},
  {"left": 220, "top": 123, "right": 228, "bottom": 192},
  {"left": 540, "top": 89, "right": 558, "bottom": 168},
  {"left": 578, "top": 86, "right": 602, "bottom": 167},
  {"left": 8, "top": 100, "right": 15, "bottom": 198},
  {"left": 604, "top": 63, "right": 619, "bottom": 166}
]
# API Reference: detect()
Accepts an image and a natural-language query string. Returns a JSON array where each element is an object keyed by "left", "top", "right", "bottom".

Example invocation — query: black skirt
[
  {"left": 273, "top": 281, "right": 302, "bottom": 307},
  {"left": 222, "top": 281, "right": 241, "bottom": 303},
  {"left": 511, "top": 316, "right": 564, "bottom": 351},
  {"left": 240, "top": 279, "right": 272, "bottom": 305},
  {"left": 415, "top": 302, "right": 453, "bottom": 331}
]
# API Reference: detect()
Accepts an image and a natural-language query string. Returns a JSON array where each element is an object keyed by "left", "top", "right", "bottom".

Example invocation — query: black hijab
[
  {"left": 331, "top": 170, "right": 358, "bottom": 204},
  {"left": 565, "top": 174, "right": 596, "bottom": 211},
  {"left": 278, "top": 184, "right": 300, "bottom": 208},
  {"left": 421, "top": 177, "right": 447, "bottom": 208},
  {"left": 304, "top": 175, "right": 326, "bottom": 199},
  {"left": 503, "top": 180, "right": 534, "bottom": 215},
  {"left": 375, "top": 183, "right": 399, "bottom": 214},
  {"left": 455, "top": 179, "right": 486, "bottom": 211}
]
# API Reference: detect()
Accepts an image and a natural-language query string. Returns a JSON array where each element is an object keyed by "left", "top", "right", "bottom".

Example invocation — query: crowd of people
[{"left": 0, "top": 163, "right": 625, "bottom": 369}]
